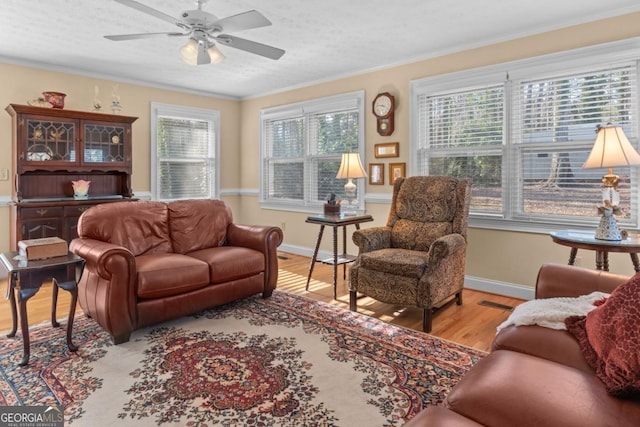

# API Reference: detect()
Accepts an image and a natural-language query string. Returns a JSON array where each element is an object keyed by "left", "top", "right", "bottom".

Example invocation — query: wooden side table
[
  {"left": 0, "top": 252, "right": 84, "bottom": 366},
  {"left": 549, "top": 229, "right": 640, "bottom": 272},
  {"left": 305, "top": 213, "right": 374, "bottom": 299}
]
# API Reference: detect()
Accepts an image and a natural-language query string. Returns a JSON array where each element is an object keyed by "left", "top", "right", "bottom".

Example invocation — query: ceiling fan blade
[
  {"left": 215, "top": 10, "right": 272, "bottom": 33},
  {"left": 105, "top": 32, "right": 186, "bottom": 41},
  {"left": 216, "top": 34, "right": 285, "bottom": 60},
  {"left": 113, "top": 0, "right": 180, "bottom": 26}
]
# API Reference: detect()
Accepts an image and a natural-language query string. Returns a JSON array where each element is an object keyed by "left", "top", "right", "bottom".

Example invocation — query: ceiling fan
[{"left": 104, "top": 0, "right": 285, "bottom": 65}]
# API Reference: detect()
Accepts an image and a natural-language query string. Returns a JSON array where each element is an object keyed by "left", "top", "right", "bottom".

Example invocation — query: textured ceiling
[{"left": 1, "top": 0, "right": 640, "bottom": 99}]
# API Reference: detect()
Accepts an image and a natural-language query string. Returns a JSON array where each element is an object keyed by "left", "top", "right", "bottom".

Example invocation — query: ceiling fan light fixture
[
  {"left": 207, "top": 44, "right": 225, "bottom": 64},
  {"left": 180, "top": 38, "right": 224, "bottom": 65},
  {"left": 180, "top": 38, "right": 201, "bottom": 65}
]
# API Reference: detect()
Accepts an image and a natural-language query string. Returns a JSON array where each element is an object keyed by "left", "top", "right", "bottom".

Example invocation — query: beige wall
[
  {"left": 240, "top": 12, "right": 640, "bottom": 289},
  {"left": 2, "top": 12, "right": 640, "bottom": 289},
  {"left": 0, "top": 63, "right": 242, "bottom": 260}
]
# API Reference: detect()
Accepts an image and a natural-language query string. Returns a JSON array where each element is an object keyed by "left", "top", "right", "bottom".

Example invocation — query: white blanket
[{"left": 496, "top": 291, "right": 610, "bottom": 332}]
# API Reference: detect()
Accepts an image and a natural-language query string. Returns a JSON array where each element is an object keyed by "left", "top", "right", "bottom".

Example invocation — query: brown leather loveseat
[
  {"left": 70, "top": 199, "right": 283, "bottom": 344},
  {"left": 404, "top": 263, "right": 640, "bottom": 426}
]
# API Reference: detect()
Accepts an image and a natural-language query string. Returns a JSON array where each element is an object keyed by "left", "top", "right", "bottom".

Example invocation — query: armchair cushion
[
  {"left": 358, "top": 248, "right": 428, "bottom": 278},
  {"left": 391, "top": 219, "right": 451, "bottom": 251},
  {"left": 395, "top": 176, "right": 459, "bottom": 223}
]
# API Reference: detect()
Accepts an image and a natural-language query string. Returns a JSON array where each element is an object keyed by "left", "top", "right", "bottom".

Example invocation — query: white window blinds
[
  {"left": 151, "top": 103, "right": 219, "bottom": 201},
  {"left": 412, "top": 41, "right": 640, "bottom": 229},
  {"left": 512, "top": 65, "right": 637, "bottom": 221},
  {"left": 261, "top": 92, "right": 365, "bottom": 210},
  {"left": 416, "top": 84, "right": 505, "bottom": 213}
]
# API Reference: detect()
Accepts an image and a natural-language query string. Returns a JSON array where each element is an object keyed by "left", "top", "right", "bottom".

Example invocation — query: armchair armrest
[
  {"left": 69, "top": 237, "right": 137, "bottom": 344},
  {"left": 352, "top": 226, "right": 392, "bottom": 253},
  {"left": 427, "top": 233, "right": 467, "bottom": 266},
  {"left": 226, "top": 223, "right": 284, "bottom": 295},
  {"left": 420, "top": 234, "right": 467, "bottom": 307},
  {"left": 535, "top": 263, "right": 628, "bottom": 299}
]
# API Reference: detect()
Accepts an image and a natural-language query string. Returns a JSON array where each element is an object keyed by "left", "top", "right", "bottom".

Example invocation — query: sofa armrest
[
  {"left": 69, "top": 237, "right": 137, "bottom": 343},
  {"left": 535, "top": 263, "right": 628, "bottom": 299},
  {"left": 352, "top": 226, "right": 391, "bottom": 253},
  {"left": 226, "top": 224, "right": 284, "bottom": 295}
]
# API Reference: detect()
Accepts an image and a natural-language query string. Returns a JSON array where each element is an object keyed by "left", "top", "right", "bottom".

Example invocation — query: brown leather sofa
[
  {"left": 404, "top": 263, "right": 640, "bottom": 427},
  {"left": 70, "top": 199, "right": 283, "bottom": 344}
]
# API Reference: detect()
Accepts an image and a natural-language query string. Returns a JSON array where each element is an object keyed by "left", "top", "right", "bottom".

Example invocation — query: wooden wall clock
[{"left": 372, "top": 92, "right": 395, "bottom": 136}]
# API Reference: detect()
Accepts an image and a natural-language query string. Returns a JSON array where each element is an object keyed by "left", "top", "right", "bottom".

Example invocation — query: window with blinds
[
  {"left": 411, "top": 41, "right": 640, "bottom": 229},
  {"left": 513, "top": 66, "right": 636, "bottom": 221},
  {"left": 151, "top": 103, "right": 219, "bottom": 201},
  {"left": 260, "top": 91, "right": 365, "bottom": 210},
  {"left": 416, "top": 85, "right": 504, "bottom": 213}
]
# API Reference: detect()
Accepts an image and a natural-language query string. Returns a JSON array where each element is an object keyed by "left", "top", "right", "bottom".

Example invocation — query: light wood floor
[{"left": 0, "top": 251, "right": 524, "bottom": 352}]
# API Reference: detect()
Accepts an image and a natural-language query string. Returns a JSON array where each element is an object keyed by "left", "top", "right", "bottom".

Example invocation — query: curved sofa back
[
  {"left": 168, "top": 199, "right": 232, "bottom": 254},
  {"left": 77, "top": 200, "right": 172, "bottom": 256},
  {"left": 77, "top": 199, "right": 233, "bottom": 256}
]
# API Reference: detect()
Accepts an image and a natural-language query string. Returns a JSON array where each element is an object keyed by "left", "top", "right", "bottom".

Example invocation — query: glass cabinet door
[
  {"left": 83, "top": 122, "right": 127, "bottom": 164},
  {"left": 25, "top": 118, "right": 76, "bottom": 163}
]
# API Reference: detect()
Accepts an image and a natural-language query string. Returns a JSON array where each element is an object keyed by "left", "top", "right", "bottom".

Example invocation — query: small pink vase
[{"left": 72, "top": 180, "right": 91, "bottom": 199}]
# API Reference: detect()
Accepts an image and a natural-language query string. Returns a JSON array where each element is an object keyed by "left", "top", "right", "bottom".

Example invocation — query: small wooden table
[
  {"left": 549, "top": 229, "right": 640, "bottom": 272},
  {"left": 305, "top": 213, "right": 374, "bottom": 299},
  {"left": 0, "top": 251, "right": 84, "bottom": 366}
]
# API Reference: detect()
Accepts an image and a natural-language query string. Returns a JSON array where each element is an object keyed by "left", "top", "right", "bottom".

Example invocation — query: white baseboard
[
  {"left": 279, "top": 243, "right": 535, "bottom": 300},
  {"left": 463, "top": 276, "right": 534, "bottom": 300}
]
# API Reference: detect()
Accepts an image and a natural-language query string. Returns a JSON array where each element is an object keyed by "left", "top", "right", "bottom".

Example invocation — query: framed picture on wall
[
  {"left": 369, "top": 163, "right": 384, "bottom": 185},
  {"left": 389, "top": 163, "right": 406, "bottom": 185},
  {"left": 374, "top": 142, "right": 399, "bottom": 158}
]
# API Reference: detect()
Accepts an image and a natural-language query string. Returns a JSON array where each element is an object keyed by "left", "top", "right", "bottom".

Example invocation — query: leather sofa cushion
[
  {"left": 78, "top": 201, "right": 172, "bottom": 256},
  {"left": 187, "top": 246, "right": 264, "bottom": 284},
  {"left": 136, "top": 253, "right": 210, "bottom": 299},
  {"left": 168, "top": 199, "right": 232, "bottom": 254},
  {"left": 446, "top": 350, "right": 640, "bottom": 427},
  {"left": 403, "top": 406, "right": 484, "bottom": 427},
  {"left": 492, "top": 324, "right": 593, "bottom": 373}
]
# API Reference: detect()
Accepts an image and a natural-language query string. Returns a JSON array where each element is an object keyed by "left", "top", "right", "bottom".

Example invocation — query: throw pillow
[{"left": 565, "top": 273, "right": 640, "bottom": 397}]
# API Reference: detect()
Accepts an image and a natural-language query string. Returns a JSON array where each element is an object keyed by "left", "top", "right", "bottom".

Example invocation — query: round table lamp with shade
[{"left": 336, "top": 152, "right": 367, "bottom": 216}]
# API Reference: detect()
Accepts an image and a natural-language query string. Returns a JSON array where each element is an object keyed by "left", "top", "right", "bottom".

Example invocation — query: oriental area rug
[{"left": 0, "top": 290, "right": 485, "bottom": 426}]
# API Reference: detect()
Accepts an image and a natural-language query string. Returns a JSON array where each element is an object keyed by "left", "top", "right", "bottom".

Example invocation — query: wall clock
[{"left": 372, "top": 92, "right": 395, "bottom": 136}]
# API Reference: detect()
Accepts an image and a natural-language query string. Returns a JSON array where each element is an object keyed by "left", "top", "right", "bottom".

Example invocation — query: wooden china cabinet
[{"left": 5, "top": 104, "right": 138, "bottom": 250}]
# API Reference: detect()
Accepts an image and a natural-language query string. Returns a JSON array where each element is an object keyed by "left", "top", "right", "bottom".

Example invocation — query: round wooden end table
[{"left": 549, "top": 229, "right": 640, "bottom": 273}]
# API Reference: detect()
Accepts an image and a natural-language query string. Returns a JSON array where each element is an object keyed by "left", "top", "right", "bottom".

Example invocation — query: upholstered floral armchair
[{"left": 349, "top": 176, "right": 471, "bottom": 332}]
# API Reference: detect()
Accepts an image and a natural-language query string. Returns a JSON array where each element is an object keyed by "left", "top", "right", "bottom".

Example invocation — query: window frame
[
  {"left": 150, "top": 102, "right": 220, "bottom": 201},
  {"left": 260, "top": 91, "right": 366, "bottom": 212},
  {"left": 410, "top": 38, "right": 640, "bottom": 232}
]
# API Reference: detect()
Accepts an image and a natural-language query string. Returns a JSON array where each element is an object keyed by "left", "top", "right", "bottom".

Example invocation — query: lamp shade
[
  {"left": 207, "top": 44, "right": 225, "bottom": 64},
  {"left": 181, "top": 39, "right": 225, "bottom": 66},
  {"left": 336, "top": 153, "right": 367, "bottom": 179},
  {"left": 583, "top": 125, "right": 640, "bottom": 169}
]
